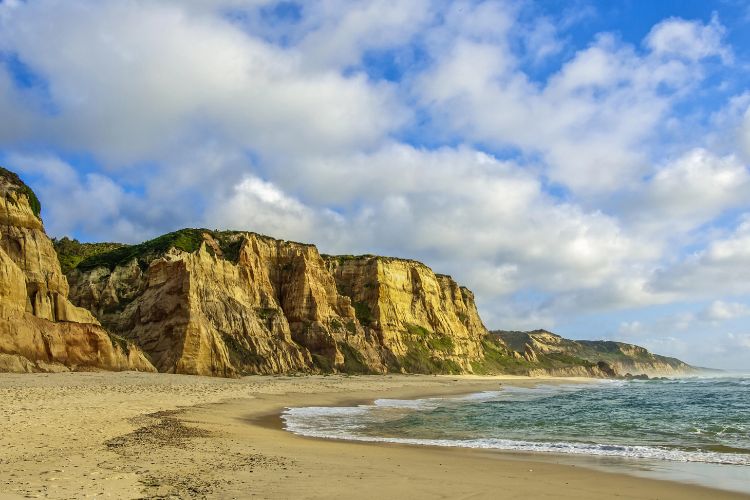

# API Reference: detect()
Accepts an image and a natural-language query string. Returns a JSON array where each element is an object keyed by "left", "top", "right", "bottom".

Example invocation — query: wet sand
[{"left": 0, "top": 372, "right": 746, "bottom": 499}]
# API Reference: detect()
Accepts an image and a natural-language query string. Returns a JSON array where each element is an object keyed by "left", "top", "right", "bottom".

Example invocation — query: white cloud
[
  {"left": 415, "top": 15, "right": 730, "bottom": 194},
  {"left": 205, "top": 175, "right": 344, "bottom": 244},
  {"left": 700, "top": 300, "right": 750, "bottom": 322},
  {"left": 5, "top": 154, "right": 137, "bottom": 241},
  {"left": 0, "top": 0, "right": 406, "bottom": 164},
  {"left": 743, "top": 105, "right": 750, "bottom": 159},
  {"left": 523, "top": 17, "right": 562, "bottom": 62},
  {"left": 700, "top": 332, "right": 750, "bottom": 369},
  {"left": 619, "top": 149, "right": 750, "bottom": 236},
  {"left": 645, "top": 14, "right": 731, "bottom": 63},
  {"left": 649, "top": 215, "right": 750, "bottom": 297},
  {"left": 270, "top": 144, "right": 645, "bottom": 297},
  {"left": 618, "top": 320, "right": 644, "bottom": 337},
  {"left": 293, "top": 0, "right": 434, "bottom": 70}
]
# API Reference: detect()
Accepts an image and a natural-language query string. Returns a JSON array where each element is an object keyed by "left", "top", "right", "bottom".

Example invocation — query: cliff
[
  {"left": 62, "top": 230, "right": 487, "bottom": 376},
  {"left": 490, "top": 330, "right": 696, "bottom": 377},
  {"left": 0, "top": 167, "right": 695, "bottom": 379},
  {"left": 0, "top": 167, "right": 155, "bottom": 373}
]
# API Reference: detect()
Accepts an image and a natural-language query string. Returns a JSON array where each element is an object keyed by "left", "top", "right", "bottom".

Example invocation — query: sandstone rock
[
  {"left": 0, "top": 167, "right": 156, "bottom": 373},
  {"left": 66, "top": 230, "right": 489, "bottom": 376}
]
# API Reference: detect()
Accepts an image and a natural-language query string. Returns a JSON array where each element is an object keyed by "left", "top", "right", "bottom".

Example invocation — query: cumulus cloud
[
  {"left": 618, "top": 149, "right": 750, "bottom": 236},
  {"left": 645, "top": 14, "right": 731, "bottom": 63},
  {"left": 207, "top": 143, "right": 647, "bottom": 305},
  {"left": 205, "top": 175, "right": 345, "bottom": 244},
  {"left": 5, "top": 154, "right": 138, "bottom": 241},
  {"left": 700, "top": 300, "right": 750, "bottom": 322},
  {"left": 0, "top": 0, "right": 406, "bottom": 163},
  {"left": 415, "top": 15, "right": 730, "bottom": 194},
  {"left": 617, "top": 320, "right": 644, "bottom": 337},
  {"left": 649, "top": 215, "right": 750, "bottom": 298}
]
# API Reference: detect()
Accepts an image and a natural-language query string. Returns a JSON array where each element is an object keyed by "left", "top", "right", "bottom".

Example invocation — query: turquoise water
[{"left": 282, "top": 376, "right": 750, "bottom": 491}]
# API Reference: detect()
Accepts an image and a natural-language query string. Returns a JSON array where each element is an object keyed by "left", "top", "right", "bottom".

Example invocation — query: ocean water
[{"left": 282, "top": 376, "right": 750, "bottom": 492}]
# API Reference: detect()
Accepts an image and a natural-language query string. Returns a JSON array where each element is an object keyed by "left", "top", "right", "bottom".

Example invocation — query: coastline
[{"left": 0, "top": 372, "right": 746, "bottom": 499}]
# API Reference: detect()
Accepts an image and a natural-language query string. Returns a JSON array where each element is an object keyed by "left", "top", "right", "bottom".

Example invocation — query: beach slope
[{"left": 0, "top": 373, "right": 745, "bottom": 499}]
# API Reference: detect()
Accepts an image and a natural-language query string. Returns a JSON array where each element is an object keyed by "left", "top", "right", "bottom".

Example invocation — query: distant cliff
[
  {"left": 490, "top": 330, "right": 696, "bottom": 377},
  {"left": 0, "top": 167, "right": 697, "bottom": 378},
  {"left": 0, "top": 167, "right": 155, "bottom": 373}
]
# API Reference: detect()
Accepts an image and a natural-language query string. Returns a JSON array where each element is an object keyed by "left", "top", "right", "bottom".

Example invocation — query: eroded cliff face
[
  {"left": 492, "top": 330, "right": 695, "bottom": 377},
  {"left": 0, "top": 168, "right": 155, "bottom": 373},
  {"left": 62, "top": 229, "right": 697, "bottom": 379},
  {"left": 325, "top": 256, "right": 486, "bottom": 373},
  {"left": 66, "top": 230, "right": 488, "bottom": 376}
]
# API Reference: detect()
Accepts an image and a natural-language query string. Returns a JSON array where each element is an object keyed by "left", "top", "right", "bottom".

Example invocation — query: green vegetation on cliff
[
  {"left": 69, "top": 229, "right": 251, "bottom": 271},
  {"left": 494, "top": 330, "right": 691, "bottom": 373},
  {"left": 399, "top": 338, "right": 462, "bottom": 374},
  {"left": 0, "top": 166, "right": 41, "bottom": 217},
  {"left": 52, "top": 237, "right": 127, "bottom": 274}
]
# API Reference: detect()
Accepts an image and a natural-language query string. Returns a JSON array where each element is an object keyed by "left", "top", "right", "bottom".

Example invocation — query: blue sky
[{"left": 1, "top": 0, "right": 750, "bottom": 369}]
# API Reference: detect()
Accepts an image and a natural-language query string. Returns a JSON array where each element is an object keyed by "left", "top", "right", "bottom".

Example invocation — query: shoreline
[{"left": 0, "top": 372, "right": 747, "bottom": 499}]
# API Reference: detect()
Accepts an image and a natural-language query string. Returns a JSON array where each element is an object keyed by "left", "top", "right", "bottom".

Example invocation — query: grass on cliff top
[
  {"left": 72, "top": 228, "right": 251, "bottom": 271},
  {"left": 0, "top": 166, "right": 41, "bottom": 218},
  {"left": 53, "top": 237, "right": 127, "bottom": 274},
  {"left": 321, "top": 253, "right": 434, "bottom": 269}
]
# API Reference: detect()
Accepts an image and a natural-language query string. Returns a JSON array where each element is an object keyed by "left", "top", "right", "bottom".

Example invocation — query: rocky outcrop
[
  {"left": 0, "top": 167, "right": 155, "bottom": 373},
  {"left": 66, "top": 230, "right": 488, "bottom": 376},
  {"left": 492, "top": 330, "right": 695, "bottom": 377},
  {"left": 325, "top": 256, "right": 486, "bottom": 372}
]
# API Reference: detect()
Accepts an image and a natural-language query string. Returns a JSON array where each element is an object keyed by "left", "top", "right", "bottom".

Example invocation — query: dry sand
[{"left": 0, "top": 372, "right": 746, "bottom": 499}]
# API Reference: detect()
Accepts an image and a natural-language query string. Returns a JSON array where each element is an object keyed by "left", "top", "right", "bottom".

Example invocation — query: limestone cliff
[
  {"left": 63, "top": 229, "right": 488, "bottom": 376},
  {"left": 0, "top": 167, "right": 155, "bottom": 373},
  {"left": 490, "top": 330, "right": 696, "bottom": 377}
]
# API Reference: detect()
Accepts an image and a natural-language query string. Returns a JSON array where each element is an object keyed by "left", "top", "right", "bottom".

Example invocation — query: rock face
[
  {"left": 0, "top": 165, "right": 694, "bottom": 379},
  {"left": 66, "top": 230, "right": 488, "bottom": 376},
  {"left": 0, "top": 167, "right": 155, "bottom": 373},
  {"left": 491, "top": 330, "right": 696, "bottom": 377}
]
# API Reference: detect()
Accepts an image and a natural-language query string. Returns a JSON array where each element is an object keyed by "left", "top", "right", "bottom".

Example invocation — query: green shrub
[
  {"left": 53, "top": 237, "right": 126, "bottom": 274},
  {"left": 338, "top": 343, "right": 372, "bottom": 374},
  {"left": 256, "top": 307, "right": 278, "bottom": 321},
  {"left": 222, "top": 334, "right": 266, "bottom": 370},
  {"left": 405, "top": 323, "right": 431, "bottom": 337},
  {"left": 400, "top": 339, "right": 461, "bottom": 374},
  {"left": 77, "top": 229, "right": 207, "bottom": 271},
  {"left": 471, "top": 336, "right": 534, "bottom": 375},
  {"left": 353, "top": 301, "right": 373, "bottom": 325},
  {"left": 312, "top": 354, "right": 334, "bottom": 373}
]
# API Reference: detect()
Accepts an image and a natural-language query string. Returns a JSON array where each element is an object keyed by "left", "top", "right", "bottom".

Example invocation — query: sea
[{"left": 282, "top": 375, "right": 750, "bottom": 494}]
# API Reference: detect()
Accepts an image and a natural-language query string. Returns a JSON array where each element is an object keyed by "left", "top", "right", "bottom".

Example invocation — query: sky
[{"left": 1, "top": 0, "right": 750, "bottom": 370}]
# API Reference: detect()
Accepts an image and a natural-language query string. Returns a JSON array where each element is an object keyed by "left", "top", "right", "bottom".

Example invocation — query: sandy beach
[{"left": 0, "top": 372, "right": 746, "bottom": 499}]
